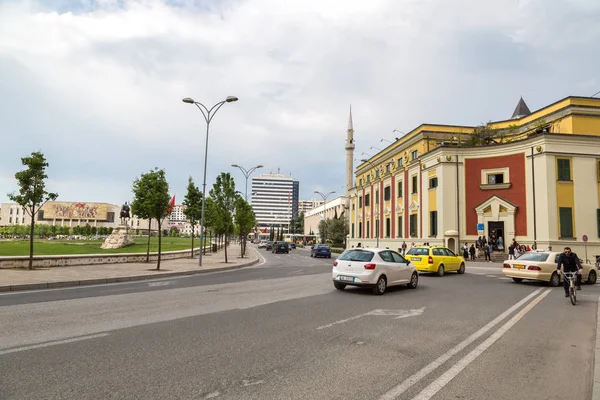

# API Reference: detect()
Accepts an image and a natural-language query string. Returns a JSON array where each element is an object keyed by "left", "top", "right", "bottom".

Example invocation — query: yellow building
[{"left": 348, "top": 96, "right": 600, "bottom": 260}]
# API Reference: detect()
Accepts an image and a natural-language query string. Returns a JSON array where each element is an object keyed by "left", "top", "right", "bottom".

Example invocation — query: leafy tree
[
  {"left": 318, "top": 219, "right": 328, "bottom": 243},
  {"left": 7, "top": 151, "right": 58, "bottom": 269},
  {"left": 183, "top": 176, "right": 202, "bottom": 258},
  {"left": 209, "top": 172, "right": 237, "bottom": 263},
  {"left": 91, "top": 226, "right": 97, "bottom": 235},
  {"left": 84, "top": 223, "right": 92, "bottom": 236},
  {"left": 327, "top": 215, "right": 349, "bottom": 246},
  {"left": 235, "top": 196, "right": 256, "bottom": 257},
  {"left": 202, "top": 197, "right": 217, "bottom": 254},
  {"left": 132, "top": 168, "right": 171, "bottom": 270}
]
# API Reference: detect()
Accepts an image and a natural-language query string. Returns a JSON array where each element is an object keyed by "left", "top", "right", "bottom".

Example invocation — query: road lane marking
[
  {"left": 412, "top": 288, "right": 551, "bottom": 400},
  {"left": 499, "top": 277, "right": 512, "bottom": 280},
  {"left": 148, "top": 281, "right": 172, "bottom": 287},
  {"left": 316, "top": 308, "right": 425, "bottom": 330},
  {"left": 378, "top": 288, "right": 544, "bottom": 400},
  {"left": 0, "top": 333, "right": 109, "bottom": 355}
]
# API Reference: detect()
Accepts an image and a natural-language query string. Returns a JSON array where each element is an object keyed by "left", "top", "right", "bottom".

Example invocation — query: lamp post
[
  {"left": 314, "top": 190, "right": 335, "bottom": 243},
  {"left": 182, "top": 95, "right": 238, "bottom": 266},
  {"left": 231, "top": 164, "right": 263, "bottom": 201}
]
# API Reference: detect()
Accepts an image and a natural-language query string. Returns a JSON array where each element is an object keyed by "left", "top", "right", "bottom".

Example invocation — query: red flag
[
  {"left": 167, "top": 195, "right": 175, "bottom": 214},
  {"left": 262, "top": 227, "right": 267, "bottom": 233}
]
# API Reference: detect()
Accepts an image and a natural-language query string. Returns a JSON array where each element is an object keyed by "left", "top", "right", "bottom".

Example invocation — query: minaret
[{"left": 345, "top": 106, "right": 355, "bottom": 197}]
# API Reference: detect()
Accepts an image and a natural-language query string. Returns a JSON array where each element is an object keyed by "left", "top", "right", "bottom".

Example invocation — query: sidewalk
[{"left": 0, "top": 247, "right": 260, "bottom": 292}]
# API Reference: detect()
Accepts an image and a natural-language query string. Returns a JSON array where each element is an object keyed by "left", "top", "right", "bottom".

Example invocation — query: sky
[{"left": 1, "top": 0, "right": 599, "bottom": 206}]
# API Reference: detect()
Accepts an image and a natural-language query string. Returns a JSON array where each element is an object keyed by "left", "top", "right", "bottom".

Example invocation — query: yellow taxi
[{"left": 405, "top": 246, "right": 466, "bottom": 276}]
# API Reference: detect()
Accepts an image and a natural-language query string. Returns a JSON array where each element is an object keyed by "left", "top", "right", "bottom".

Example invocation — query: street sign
[
  {"left": 477, "top": 223, "right": 484, "bottom": 231},
  {"left": 583, "top": 234, "right": 588, "bottom": 242}
]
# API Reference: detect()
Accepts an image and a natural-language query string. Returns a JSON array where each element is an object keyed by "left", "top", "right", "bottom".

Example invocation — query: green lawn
[{"left": 0, "top": 237, "right": 200, "bottom": 256}]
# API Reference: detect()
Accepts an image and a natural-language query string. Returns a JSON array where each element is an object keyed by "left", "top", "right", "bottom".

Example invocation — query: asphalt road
[{"left": 1, "top": 246, "right": 599, "bottom": 399}]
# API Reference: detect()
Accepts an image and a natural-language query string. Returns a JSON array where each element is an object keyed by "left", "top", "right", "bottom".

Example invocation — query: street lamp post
[
  {"left": 313, "top": 190, "right": 335, "bottom": 243},
  {"left": 182, "top": 95, "right": 238, "bottom": 266},
  {"left": 231, "top": 164, "right": 263, "bottom": 201}
]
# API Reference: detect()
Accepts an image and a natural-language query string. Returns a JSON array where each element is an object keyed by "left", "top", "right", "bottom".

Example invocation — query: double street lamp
[
  {"left": 231, "top": 164, "right": 263, "bottom": 201},
  {"left": 182, "top": 95, "right": 238, "bottom": 266},
  {"left": 314, "top": 190, "right": 335, "bottom": 243}
]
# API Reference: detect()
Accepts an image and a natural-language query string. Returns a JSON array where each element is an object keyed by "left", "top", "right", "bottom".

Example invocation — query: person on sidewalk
[
  {"left": 469, "top": 244, "right": 476, "bottom": 261},
  {"left": 484, "top": 243, "right": 491, "bottom": 262},
  {"left": 401, "top": 241, "right": 407, "bottom": 255}
]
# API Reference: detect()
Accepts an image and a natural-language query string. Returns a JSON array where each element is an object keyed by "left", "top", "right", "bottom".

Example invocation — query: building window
[
  {"left": 384, "top": 186, "right": 391, "bottom": 201},
  {"left": 412, "top": 175, "right": 418, "bottom": 194},
  {"left": 397, "top": 182, "right": 403, "bottom": 198},
  {"left": 397, "top": 216, "right": 403, "bottom": 238},
  {"left": 487, "top": 174, "right": 504, "bottom": 185},
  {"left": 557, "top": 158, "right": 571, "bottom": 181},
  {"left": 352, "top": 223, "right": 355, "bottom": 238},
  {"left": 375, "top": 190, "right": 379, "bottom": 204},
  {"left": 359, "top": 178, "right": 363, "bottom": 186},
  {"left": 10, "top": 208, "right": 13, "bottom": 215},
  {"left": 409, "top": 214, "right": 417, "bottom": 237},
  {"left": 366, "top": 222, "right": 370, "bottom": 237},
  {"left": 9, "top": 217, "right": 12, "bottom": 224},
  {"left": 559, "top": 207, "right": 573, "bottom": 238},
  {"left": 365, "top": 194, "right": 370, "bottom": 207},
  {"left": 358, "top": 196, "right": 363, "bottom": 208},
  {"left": 359, "top": 222, "right": 363, "bottom": 238},
  {"left": 16, "top": 208, "right": 19, "bottom": 215},
  {"left": 430, "top": 211, "right": 438, "bottom": 236},
  {"left": 411, "top": 150, "right": 418, "bottom": 160},
  {"left": 386, "top": 164, "right": 391, "bottom": 173},
  {"left": 429, "top": 177, "right": 438, "bottom": 189},
  {"left": 375, "top": 220, "right": 379, "bottom": 237},
  {"left": 367, "top": 175, "right": 371, "bottom": 184},
  {"left": 398, "top": 158, "right": 403, "bottom": 168},
  {"left": 38, "top": 211, "right": 45, "bottom": 220},
  {"left": 375, "top": 170, "right": 380, "bottom": 179},
  {"left": 386, "top": 218, "right": 391, "bottom": 238}
]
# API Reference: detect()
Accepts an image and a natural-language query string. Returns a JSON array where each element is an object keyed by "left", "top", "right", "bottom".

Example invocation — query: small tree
[
  {"left": 132, "top": 171, "right": 154, "bottom": 263},
  {"left": 8, "top": 151, "right": 58, "bottom": 269},
  {"left": 318, "top": 219, "right": 328, "bottom": 243},
  {"left": 209, "top": 172, "right": 237, "bottom": 263},
  {"left": 183, "top": 176, "right": 202, "bottom": 259},
  {"left": 132, "top": 168, "right": 171, "bottom": 269},
  {"left": 327, "top": 215, "right": 349, "bottom": 246},
  {"left": 235, "top": 196, "right": 256, "bottom": 257}
]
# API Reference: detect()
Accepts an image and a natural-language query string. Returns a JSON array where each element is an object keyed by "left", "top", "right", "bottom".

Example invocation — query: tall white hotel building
[{"left": 251, "top": 173, "right": 299, "bottom": 229}]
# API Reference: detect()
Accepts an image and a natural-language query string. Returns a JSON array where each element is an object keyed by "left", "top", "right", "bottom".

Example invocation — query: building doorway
[{"left": 488, "top": 221, "right": 504, "bottom": 250}]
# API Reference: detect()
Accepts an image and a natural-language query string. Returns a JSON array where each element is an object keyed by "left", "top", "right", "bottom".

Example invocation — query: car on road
[
  {"left": 257, "top": 241, "right": 266, "bottom": 249},
  {"left": 502, "top": 251, "right": 597, "bottom": 286},
  {"left": 264, "top": 241, "right": 274, "bottom": 251},
  {"left": 332, "top": 248, "right": 418, "bottom": 295},
  {"left": 405, "top": 245, "right": 465, "bottom": 276},
  {"left": 288, "top": 242, "right": 296, "bottom": 249},
  {"left": 272, "top": 241, "right": 290, "bottom": 254},
  {"left": 311, "top": 244, "right": 332, "bottom": 258}
]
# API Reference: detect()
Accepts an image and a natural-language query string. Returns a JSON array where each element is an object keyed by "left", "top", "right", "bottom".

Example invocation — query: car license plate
[
  {"left": 411, "top": 257, "right": 421, "bottom": 261},
  {"left": 339, "top": 276, "right": 354, "bottom": 282},
  {"left": 514, "top": 265, "right": 525, "bottom": 269}
]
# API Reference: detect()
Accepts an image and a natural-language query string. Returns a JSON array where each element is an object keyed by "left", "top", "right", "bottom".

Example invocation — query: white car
[
  {"left": 257, "top": 241, "right": 266, "bottom": 249},
  {"left": 332, "top": 248, "right": 418, "bottom": 295}
]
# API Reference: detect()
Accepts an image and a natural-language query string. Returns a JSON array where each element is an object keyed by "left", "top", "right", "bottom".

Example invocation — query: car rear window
[
  {"left": 316, "top": 245, "right": 330, "bottom": 249},
  {"left": 516, "top": 252, "right": 549, "bottom": 262},
  {"left": 406, "top": 248, "right": 429, "bottom": 256},
  {"left": 338, "top": 250, "right": 375, "bottom": 262}
]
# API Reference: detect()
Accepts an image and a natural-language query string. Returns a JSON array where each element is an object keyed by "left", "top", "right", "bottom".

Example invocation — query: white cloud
[{"left": 0, "top": 0, "right": 599, "bottom": 205}]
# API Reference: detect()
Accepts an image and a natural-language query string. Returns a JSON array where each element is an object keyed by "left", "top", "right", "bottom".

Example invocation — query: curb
[{"left": 0, "top": 258, "right": 259, "bottom": 293}]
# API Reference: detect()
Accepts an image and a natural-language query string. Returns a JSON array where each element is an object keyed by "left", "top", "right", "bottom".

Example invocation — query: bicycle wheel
[{"left": 570, "top": 285, "right": 577, "bottom": 306}]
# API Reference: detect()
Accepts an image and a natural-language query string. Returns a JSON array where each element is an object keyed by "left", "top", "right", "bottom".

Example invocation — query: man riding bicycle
[{"left": 556, "top": 246, "right": 582, "bottom": 297}]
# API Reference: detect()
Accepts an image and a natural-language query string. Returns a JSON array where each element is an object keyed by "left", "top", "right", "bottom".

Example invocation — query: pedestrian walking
[{"left": 469, "top": 244, "right": 476, "bottom": 261}]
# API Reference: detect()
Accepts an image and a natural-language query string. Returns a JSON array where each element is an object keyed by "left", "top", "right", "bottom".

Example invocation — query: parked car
[
  {"left": 265, "top": 241, "right": 274, "bottom": 251},
  {"left": 257, "top": 241, "right": 266, "bottom": 248},
  {"left": 332, "top": 248, "right": 418, "bottom": 295},
  {"left": 288, "top": 242, "right": 296, "bottom": 249},
  {"left": 311, "top": 244, "right": 332, "bottom": 258},
  {"left": 272, "top": 241, "right": 290, "bottom": 254},
  {"left": 502, "top": 251, "right": 597, "bottom": 286},
  {"left": 405, "top": 246, "right": 466, "bottom": 276}
]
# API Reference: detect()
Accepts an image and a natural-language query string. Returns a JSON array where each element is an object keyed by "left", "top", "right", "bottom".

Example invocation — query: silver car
[{"left": 332, "top": 248, "right": 418, "bottom": 295}]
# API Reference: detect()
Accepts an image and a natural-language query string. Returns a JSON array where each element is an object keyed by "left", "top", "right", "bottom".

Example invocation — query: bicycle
[{"left": 561, "top": 270, "right": 580, "bottom": 306}]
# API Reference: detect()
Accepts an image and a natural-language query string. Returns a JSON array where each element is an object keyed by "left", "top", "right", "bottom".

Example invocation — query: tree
[
  {"left": 202, "top": 197, "right": 217, "bottom": 254},
  {"left": 318, "top": 219, "right": 328, "bottom": 243},
  {"left": 131, "top": 171, "right": 155, "bottom": 263},
  {"left": 209, "top": 172, "right": 237, "bottom": 263},
  {"left": 269, "top": 225, "right": 274, "bottom": 241},
  {"left": 327, "top": 215, "right": 349, "bottom": 246},
  {"left": 234, "top": 196, "right": 256, "bottom": 257},
  {"left": 132, "top": 168, "right": 171, "bottom": 270},
  {"left": 183, "top": 176, "right": 202, "bottom": 259},
  {"left": 8, "top": 151, "right": 58, "bottom": 269}
]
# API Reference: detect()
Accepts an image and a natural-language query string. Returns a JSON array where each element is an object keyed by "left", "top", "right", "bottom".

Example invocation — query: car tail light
[
  {"left": 428, "top": 256, "right": 434, "bottom": 264},
  {"left": 503, "top": 263, "right": 511, "bottom": 268},
  {"left": 364, "top": 263, "right": 376, "bottom": 270},
  {"left": 528, "top": 265, "right": 541, "bottom": 271},
  {"left": 333, "top": 261, "right": 338, "bottom": 267}
]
